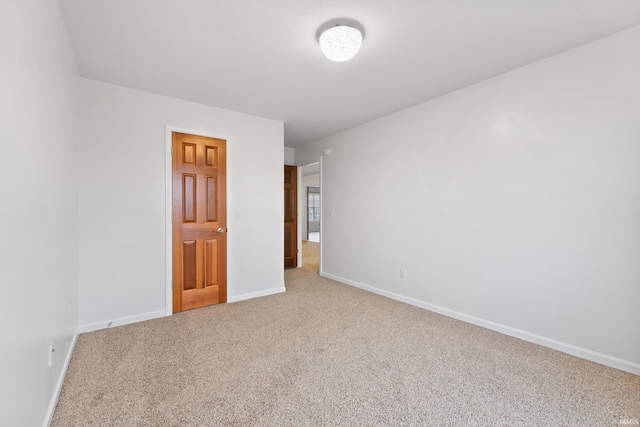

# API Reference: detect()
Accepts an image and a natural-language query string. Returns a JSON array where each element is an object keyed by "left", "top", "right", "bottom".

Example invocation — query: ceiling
[{"left": 60, "top": 0, "right": 640, "bottom": 147}]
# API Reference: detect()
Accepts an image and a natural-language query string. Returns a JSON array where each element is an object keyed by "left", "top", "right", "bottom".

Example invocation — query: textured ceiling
[{"left": 60, "top": 0, "right": 640, "bottom": 147}]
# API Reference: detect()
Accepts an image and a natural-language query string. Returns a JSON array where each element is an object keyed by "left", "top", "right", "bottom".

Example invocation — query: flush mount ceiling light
[{"left": 317, "top": 20, "right": 364, "bottom": 62}]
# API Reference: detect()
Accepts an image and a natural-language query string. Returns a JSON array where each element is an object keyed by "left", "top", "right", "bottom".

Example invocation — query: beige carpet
[{"left": 53, "top": 268, "right": 640, "bottom": 426}]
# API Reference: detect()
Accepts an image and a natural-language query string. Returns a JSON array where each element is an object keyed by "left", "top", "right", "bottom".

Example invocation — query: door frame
[{"left": 164, "top": 125, "right": 233, "bottom": 316}]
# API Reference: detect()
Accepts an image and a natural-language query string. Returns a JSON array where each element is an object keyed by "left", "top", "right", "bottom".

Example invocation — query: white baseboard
[
  {"left": 43, "top": 331, "right": 78, "bottom": 427},
  {"left": 228, "top": 286, "right": 286, "bottom": 303},
  {"left": 321, "top": 272, "right": 640, "bottom": 376},
  {"left": 78, "top": 310, "right": 167, "bottom": 334},
  {"left": 78, "top": 286, "right": 288, "bottom": 333}
]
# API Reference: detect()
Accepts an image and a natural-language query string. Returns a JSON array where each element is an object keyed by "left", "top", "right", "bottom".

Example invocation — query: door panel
[
  {"left": 183, "top": 174, "right": 196, "bottom": 222},
  {"left": 284, "top": 165, "right": 297, "bottom": 268},
  {"left": 206, "top": 177, "right": 217, "bottom": 221},
  {"left": 172, "top": 132, "right": 227, "bottom": 313}
]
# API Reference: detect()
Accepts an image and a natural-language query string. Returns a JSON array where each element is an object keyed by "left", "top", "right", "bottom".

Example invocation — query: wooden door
[
  {"left": 172, "top": 132, "right": 226, "bottom": 312},
  {"left": 284, "top": 165, "right": 297, "bottom": 268}
]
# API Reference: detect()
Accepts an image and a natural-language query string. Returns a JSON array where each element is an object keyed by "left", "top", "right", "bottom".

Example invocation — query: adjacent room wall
[
  {"left": 0, "top": 0, "right": 80, "bottom": 425},
  {"left": 77, "top": 78, "right": 284, "bottom": 330},
  {"left": 284, "top": 147, "right": 295, "bottom": 165},
  {"left": 296, "top": 26, "right": 640, "bottom": 373}
]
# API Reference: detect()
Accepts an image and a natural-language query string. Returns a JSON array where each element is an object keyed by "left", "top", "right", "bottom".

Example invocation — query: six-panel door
[
  {"left": 172, "top": 133, "right": 227, "bottom": 312},
  {"left": 284, "top": 165, "right": 298, "bottom": 268}
]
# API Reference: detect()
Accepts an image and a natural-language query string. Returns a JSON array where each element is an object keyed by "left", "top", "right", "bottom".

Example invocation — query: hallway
[{"left": 301, "top": 240, "right": 319, "bottom": 274}]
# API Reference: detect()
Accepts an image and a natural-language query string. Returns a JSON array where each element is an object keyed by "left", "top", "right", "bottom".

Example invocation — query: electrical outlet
[{"left": 400, "top": 268, "right": 407, "bottom": 279}]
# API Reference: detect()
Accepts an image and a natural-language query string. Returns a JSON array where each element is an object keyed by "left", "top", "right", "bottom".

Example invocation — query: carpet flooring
[{"left": 52, "top": 266, "right": 639, "bottom": 426}]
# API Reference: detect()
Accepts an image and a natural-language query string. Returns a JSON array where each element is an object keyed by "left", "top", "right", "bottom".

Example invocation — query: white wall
[
  {"left": 297, "top": 26, "right": 640, "bottom": 373},
  {"left": 77, "top": 78, "right": 284, "bottom": 330},
  {"left": 0, "top": 1, "right": 79, "bottom": 425},
  {"left": 284, "top": 146, "right": 295, "bottom": 165}
]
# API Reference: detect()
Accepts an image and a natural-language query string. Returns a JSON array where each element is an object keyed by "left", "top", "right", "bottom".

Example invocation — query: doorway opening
[{"left": 300, "top": 162, "right": 320, "bottom": 274}]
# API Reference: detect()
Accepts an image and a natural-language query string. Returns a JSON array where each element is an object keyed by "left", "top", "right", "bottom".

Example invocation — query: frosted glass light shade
[{"left": 319, "top": 25, "right": 363, "bottom": 62}]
